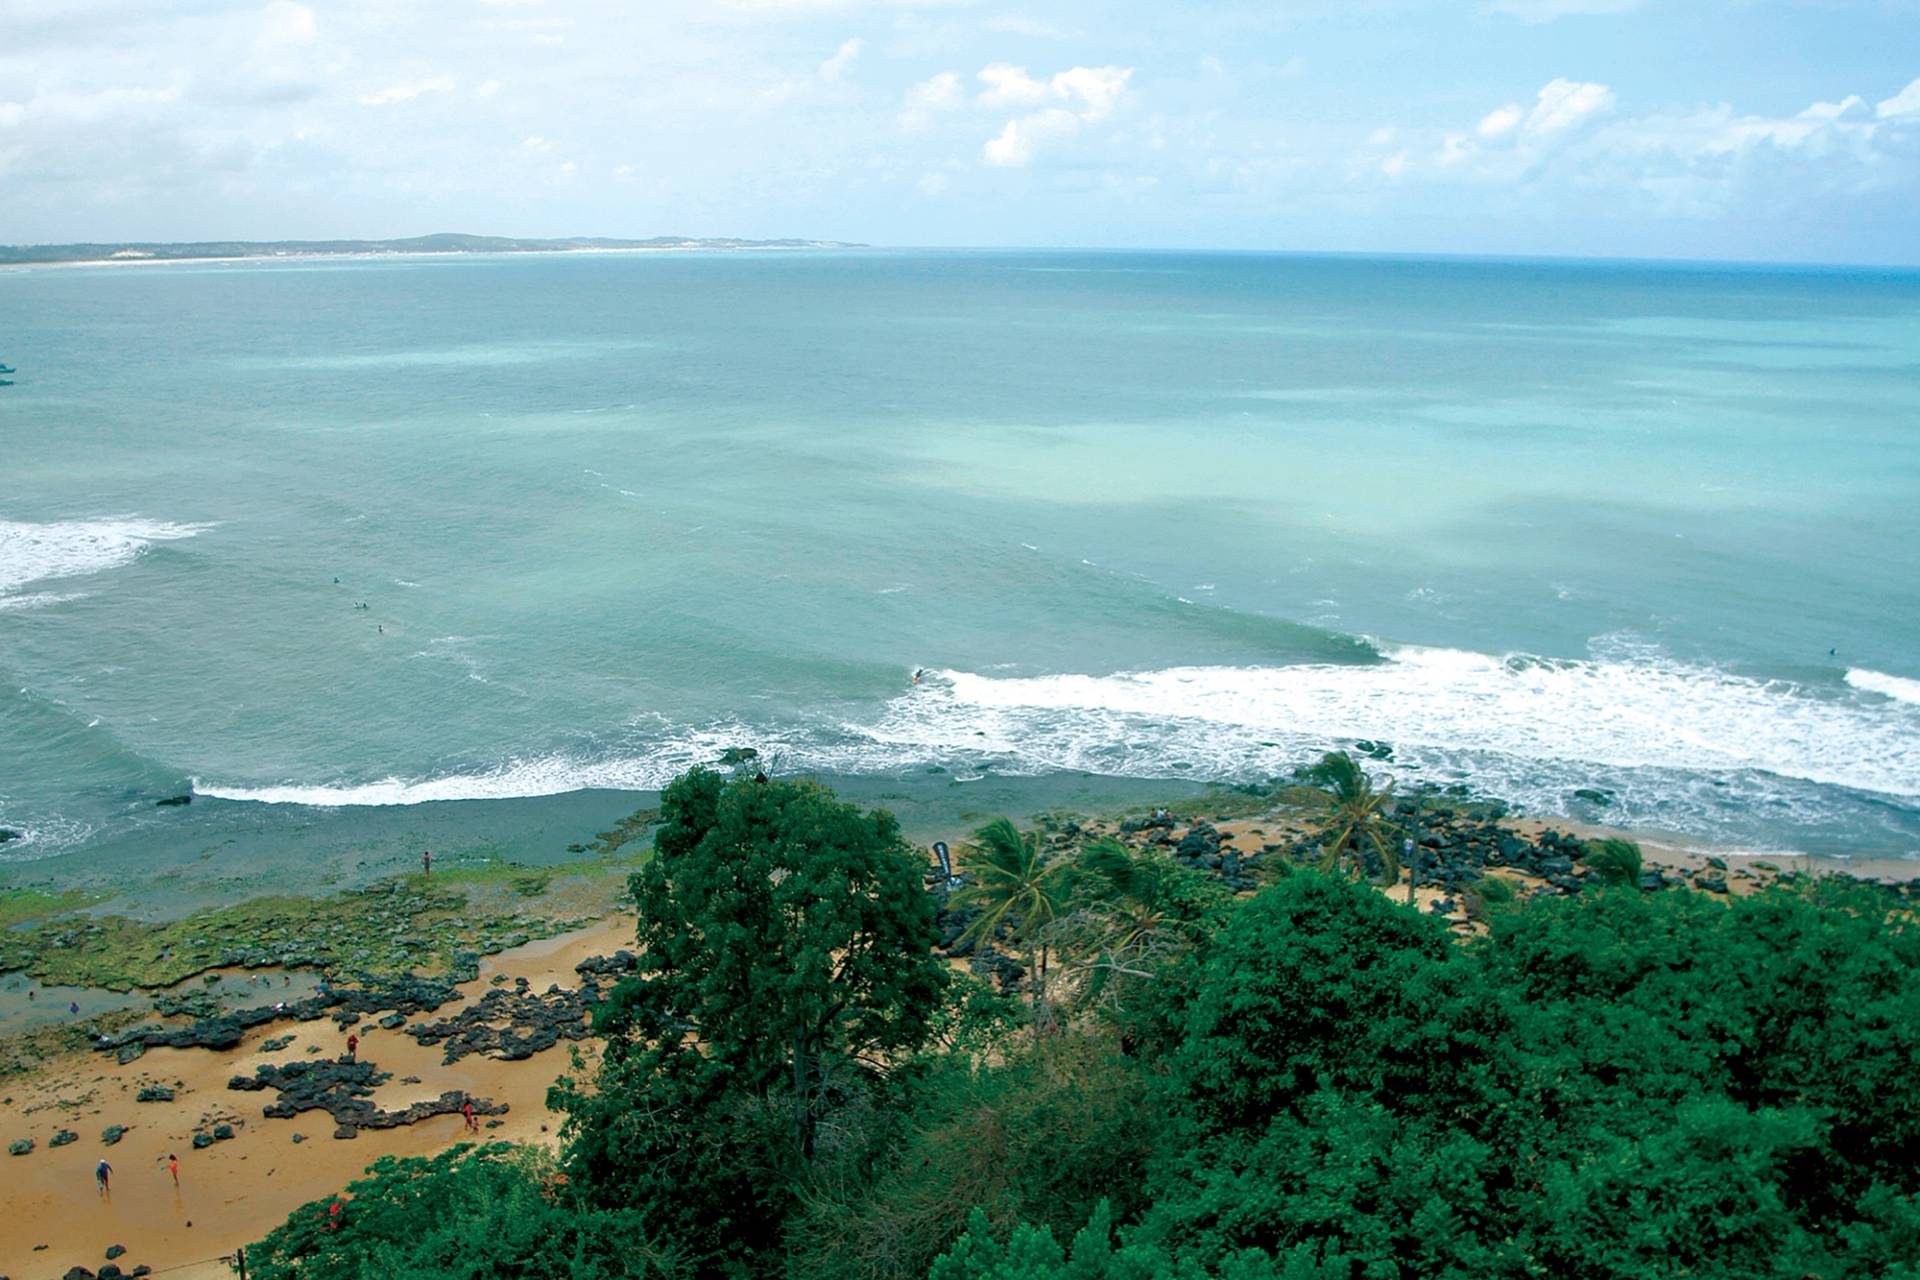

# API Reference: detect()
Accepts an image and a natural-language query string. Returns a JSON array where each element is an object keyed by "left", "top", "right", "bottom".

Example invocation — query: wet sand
[{"left": 0, "top": 916, "right": 632, "bottom": 1279}]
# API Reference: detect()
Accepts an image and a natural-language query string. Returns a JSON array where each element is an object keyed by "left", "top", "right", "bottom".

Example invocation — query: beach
[{"left": 0, "top": 916, "right": 629, "bottom": 1277}]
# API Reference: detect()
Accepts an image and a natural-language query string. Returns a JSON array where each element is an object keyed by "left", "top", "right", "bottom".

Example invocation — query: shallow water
[{"left": 3, "top": 249, "right": 1917, "bottom": 868}]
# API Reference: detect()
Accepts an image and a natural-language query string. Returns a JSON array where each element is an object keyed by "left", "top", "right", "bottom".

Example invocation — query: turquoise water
[{"left": 2, "top": 249, "right": 1918, "bottom": 873}]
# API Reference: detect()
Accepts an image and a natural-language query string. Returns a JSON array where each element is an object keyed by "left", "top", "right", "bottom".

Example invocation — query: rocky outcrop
[
  {"left": 228, "top": 1059, "right": 506, "bottom": 1137},
  {"left": 404, "top": 982, "right": 595, "bottom": 1064},
  {"left": 97, "top": 972, "right": 463, "bottom": 1059}
]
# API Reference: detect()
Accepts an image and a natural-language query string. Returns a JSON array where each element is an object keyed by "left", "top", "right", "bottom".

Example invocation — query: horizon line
[{"left": 4, "top": 231, "right": 1917, "bottom": 274}]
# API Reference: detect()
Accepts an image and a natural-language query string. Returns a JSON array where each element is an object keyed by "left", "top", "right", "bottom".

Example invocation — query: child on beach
[
  {"left": 464, "top": 1098, "right": 478, "bottom": 1132},
  {"left": 96, "top": 1159, "right": 112, "bottom": 1195},
  {"left": 168, "top": 1153, "right": 179, "bottom": 1187}
]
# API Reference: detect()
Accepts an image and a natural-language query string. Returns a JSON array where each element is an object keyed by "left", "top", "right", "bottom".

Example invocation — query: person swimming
[{"left": 912, "top": 668, "right": 925, "bottom": 685}]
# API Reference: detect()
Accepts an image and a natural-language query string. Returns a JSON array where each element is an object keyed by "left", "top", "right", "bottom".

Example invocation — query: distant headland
[{"left": 0, "top": 231, "right": 861, "bottom": 267}]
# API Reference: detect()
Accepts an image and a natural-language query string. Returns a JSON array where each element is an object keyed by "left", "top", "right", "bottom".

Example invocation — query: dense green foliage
[
  {"left": 248, "top": 770, "right": 1920, "bottom": 1280},
  {"left": 242, "top": 1144, "right": 679, "bottom": 1279}
]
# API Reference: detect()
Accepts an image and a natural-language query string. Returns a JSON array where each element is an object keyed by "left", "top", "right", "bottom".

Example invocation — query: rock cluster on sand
[
  {"left": 97, "top": 971, "right": 465, "bottom": 1061},
  {"left": 228, "top": 1059, "right": 506, "bottom": 1138},
  {"left": 404, "top": 950, "right": 638, "bottom": 1064}
]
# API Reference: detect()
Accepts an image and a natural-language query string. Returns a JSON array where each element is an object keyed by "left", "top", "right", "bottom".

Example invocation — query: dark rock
[
  {"left": 231, "top": 1059, "right": 507, "bottom": 1132},
  {"left": 49, "top": 1129, "right": 78, "bottom": 1147},
  {"left": 8, "top": 1139, "right": 31, "bottom": 1156},
  {"left": 99, "top": 1268, "right": 122, "bottom": 1280},
  {"left": 1572, "top": 788, "right": 1614, "bottom": 806},
  {"left": 101, "top": 1126, "right": 125, "bottom": 1146},
  {"left": 133, "top": 1269, "right": 153, "bottom": 1278},
  {"left": 190, "top": 1133, "right": 213, "bottom": 1149},
  {"left": 155, "top": 794, "right": 192, "bottom": 807},
  {"left": 376, "top": 1013, "right": 407, "bottom": 1031},
  {"left": 114, "top": 1044, "right": 146, "bottom": 1066},
  {"left": 0, "top": 827, "right": 20, "bottom": 842},
  {"left": 212, "top": 1124, "right": 235, "bottom": 1141},
  {"left": 290, "top": 1133, "right": 305, "bottom": 1144},
  {"left": 135, "top": 1086, "right": 174, "bottom": 1103},
  {"left": 104, "top": 1246, "right": 126, "bottom": 1260},
  {"left": 259, "top": 1036, "right": 295, "bottom": 1052},
  {"left": 63, "top": 1268, "right": 95, "bottom": 1280},
  {"left": 98, "top": 972, "right": 462, "bottom": 1061},
  {"left": 404, "top": 983, "right": 595, "bottom": 1064},
  {"left": 333, "top": 1124, "right": 358, "bottom": 1140}
]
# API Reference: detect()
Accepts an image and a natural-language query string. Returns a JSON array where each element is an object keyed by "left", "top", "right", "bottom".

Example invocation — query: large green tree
[{"left": 554, "top": 767, "right": 949, "bottom": 1273}]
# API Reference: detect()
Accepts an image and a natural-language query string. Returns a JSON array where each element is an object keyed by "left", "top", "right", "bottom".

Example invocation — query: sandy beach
[{"left": 0, "top": 917, "right": 631, "bottom": 1279}]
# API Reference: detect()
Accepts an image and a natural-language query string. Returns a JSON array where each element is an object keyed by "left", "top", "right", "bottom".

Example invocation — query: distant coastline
[{"left": 0, "top": 231, "right": 861, "bottom": 268}]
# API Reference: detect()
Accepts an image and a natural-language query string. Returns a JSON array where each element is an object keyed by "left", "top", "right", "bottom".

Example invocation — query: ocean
[{"left": 2, "top": 248, "right": 1917, "bottom": 885}]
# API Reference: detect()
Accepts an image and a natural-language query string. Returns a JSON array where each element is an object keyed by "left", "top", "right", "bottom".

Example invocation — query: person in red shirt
[
  {"left": 345, "top": 1032, "right": 358, "bottom": 1063},
  {"left": 463, "top": 1098, "right": 478, "bottom": 1132}
]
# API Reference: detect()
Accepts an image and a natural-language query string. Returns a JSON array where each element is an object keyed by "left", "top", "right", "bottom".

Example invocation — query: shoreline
[{"left": 0, "top": 244, "right": 860, "bottom": 273}]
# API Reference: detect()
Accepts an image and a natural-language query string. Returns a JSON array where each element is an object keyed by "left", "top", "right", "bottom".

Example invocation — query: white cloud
[
  {"left": 476, "top": 79, "right": 503, "bottom": 98},
  {"left": 977, "top": 63, "right": 1134, "bottom": 167},
  {"left": 1051, "top": 65, "right": 1131, "bottom": 122},
  {"left": 1477, "top": 104, "right": 1522, "bottom": 137},
  {"left": 977, "top": 63, "right": 1050, "bottom": 108},
  {"left": 359, "top": 76, "right": 456, "bottom": 107},
  {"left": 818, "top": 37, "right": 864, "bottom": 83},
  {"left": 1524, "top": 78, "right": 1614, "bottom": 136},
  {"left": 1878, "top": 78, "right": 1920, "bottom": 119},
  {"left": 917, "top": 171, "right": 950, "bottom": 194},
  {"left": 982, "top": 107, "right": 1079, "bottom": 166},
  {"left": 522, "top": 134, "right": 554, "bottom": 151},
  {"left": 899, "top": 71, "right": 963, "bottom": 129}
]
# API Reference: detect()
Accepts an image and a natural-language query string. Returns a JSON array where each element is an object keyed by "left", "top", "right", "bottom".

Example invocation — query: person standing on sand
[
  {"left": 346, "top": 1032, "right": 358, "bottom": 1063},
  {"left": 422, "top": 849, "right": 432, "bottom": 876},
  {"left": 464, "top": 1098, "right": 479, "bottom": 1132},
  {"left": 168, "top": 1152, "right": 179, "bottom": 1187},
  {"left": 69, "top": 1000, "right": 79, "bottom": 1015},
  {"left": 96, "top": 1158, "right": 113, "bottom": 1195}
]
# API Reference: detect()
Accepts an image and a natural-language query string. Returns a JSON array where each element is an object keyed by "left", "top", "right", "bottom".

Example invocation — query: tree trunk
[{"left": 792, "top": 1042, "right": 815, "bottom": 1160}]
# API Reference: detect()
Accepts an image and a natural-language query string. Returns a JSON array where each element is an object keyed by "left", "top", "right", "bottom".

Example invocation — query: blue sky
[{"left": 2, "top": 0, "right": 1917, "bottom": 263}]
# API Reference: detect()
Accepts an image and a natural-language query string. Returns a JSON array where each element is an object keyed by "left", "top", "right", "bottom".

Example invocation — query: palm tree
[
  {"left": 1461, "top": 872, "right": 1516, "bottom": 922},
  {"left": 953, "top": 817, "right": 1075, "bottom": 1032},
  {"left": 1306, "top": 751, "right": 1401, "bottom": 887},
  {"left": 1583, "top": 838, "right": 1644, "bottom": 889}
]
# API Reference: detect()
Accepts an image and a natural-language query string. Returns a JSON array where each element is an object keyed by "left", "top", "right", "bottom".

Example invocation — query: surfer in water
[{"left": 912, "top": 668, "right": 925, "bottom": 686}]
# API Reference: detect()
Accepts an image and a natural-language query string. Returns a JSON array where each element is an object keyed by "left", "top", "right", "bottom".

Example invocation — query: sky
[{"left": 1, "top": 0, "right": 1917, "bottom": 263}]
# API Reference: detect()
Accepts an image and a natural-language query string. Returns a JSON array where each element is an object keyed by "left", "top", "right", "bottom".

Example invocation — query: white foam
[
  {"left": 190, "top": 648, "right": 1920, "bottom": 832},
  {"left": 194, "top": 722, "right": 778, "bottom": 806},
  {"left": 851, "top": 646, "right": 1920, "bottom": 800},
  {"left": 1847, "top": 668, "right": 1920, "bottom": 706},
  {"left": 0, "top": 518, "right": 212, "bottom": 600}
]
